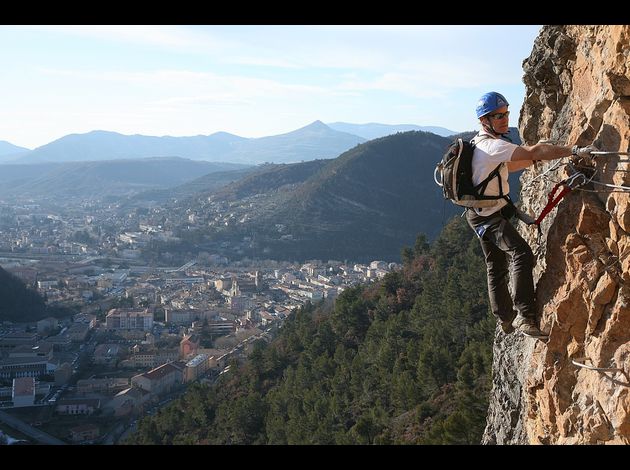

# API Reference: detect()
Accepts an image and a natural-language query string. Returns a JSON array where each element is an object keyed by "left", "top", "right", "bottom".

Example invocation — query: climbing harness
[{"left": 571, "top": 356, "right": 630, "bottom": 388}]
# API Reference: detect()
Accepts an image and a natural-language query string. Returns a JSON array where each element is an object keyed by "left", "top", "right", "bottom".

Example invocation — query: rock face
[{"left": 483, "top": 25, "right": 630, "bottom": 445}]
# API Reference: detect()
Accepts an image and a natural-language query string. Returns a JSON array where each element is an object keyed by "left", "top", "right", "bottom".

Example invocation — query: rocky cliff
[{"left": 483, "top": 25, "right": 630, "bottom": 445}]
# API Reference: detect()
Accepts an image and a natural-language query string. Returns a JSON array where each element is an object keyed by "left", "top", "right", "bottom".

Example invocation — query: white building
[
  {"left": 131, "top": 362, "right": 184, "bottom": 396},
  {"left": 37, "top": 280, "right": 58, "bottom": 290},
  {"left": 106, "top": 308, "right": 153, "bottom": 331},
  {"left": 12, "top": 377, "right": 35, "bottom": 407},
  {"left": 184, "top": 354, "right": 211, "bottom": 382},
  {"left": 370, "top": 260, "right": 389, "bottom": 270}
]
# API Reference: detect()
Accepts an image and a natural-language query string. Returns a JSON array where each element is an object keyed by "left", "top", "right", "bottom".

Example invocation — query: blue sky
[{"left": 0, "top": 25, "right": 542, "bottom": 149}]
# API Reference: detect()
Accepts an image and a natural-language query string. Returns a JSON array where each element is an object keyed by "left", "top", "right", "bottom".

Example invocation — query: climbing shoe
[
  {"left": 512, "top": 315, "right": 549, "bottom": 339},
  {"left": 499, "top": 310, "right": 517, "bottom": 334}
]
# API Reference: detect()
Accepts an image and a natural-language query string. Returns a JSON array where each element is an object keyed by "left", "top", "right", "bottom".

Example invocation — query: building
[
  {"left": 37, "top": 280, "right": 58, "bottom": 290},
  {"left": 77, "top": 378, "right": 129, "bottom": 395},
  {"left": 131, "top": 362, "right": 184, "bottom": 396},
  {"left": 260, "top": 311, "right": 275, "bottom": 326},
  {"left": 207, "top": 320, "right": 236, "bottom": 336},
  {"left": 0, "top": 356, "right": 57, "bottom": 380},
  {"left": 97, "top": 271, "right": 128, "bottom": 286},
  {"left": 0, "top": 331, "right": 38, "bottom": 351},
  {"left": 73, "top": 313, "right": 97, "bottom": 329},
  {"left": 232, "top": 276, "right": 259, "bottom": 295},
  {"left": 56, "top": 398, "right": 101, "bottom": 415},
  {"left": 8, "top": 343, "right": 53, "bottom": 360},
  {"left": 69, "top": 423, "right": 100, "bottom": 443},
  {"left": 37, "top": 317, "right": 58, "bottom": 335},
  {"left": 301, "top": 264, "right": 324, "bottom": 277},
  {"left": 67, "top": 323, "right": 90, "bottom": 342},
  {"left": 104, "top": 387, "right": 151, "bottom": 417},
  {"left": 124, "top": 349, "right": 179, "bottom": 369},
  {"left": 42, "top": 334, "right": 72, "bottom": 351},
  {"left": 125, "top": 286, "right": 157, "bottom": 303},
  {"left": 165, "top": 277, "right": 204, "bottom": 286},
  {"left": 93, "top": 344, "right": 125, "bottom": 366},
  {"left": 214, "top": 278, "right": 233, "bottom": 293},
  {"left": 106, "top": 308, "right": 153, "bottom": 331},
  {"left": 165, "top": 309, "right": 214, "bottom": 325},
  {"left": 184, "top": 354, "right": 211, "bottom": 382},
  {"left": 370, "top": 260, "right": 389, "bottom": 270},
  {"left": 228, "top": 295, "right": 252, "bottom": 313},
  {"left": 180, "top": 334, "right": 200, "bottom": 359},
  {"left": 12, "top": 377, "right": 35, "bottom": 407}
]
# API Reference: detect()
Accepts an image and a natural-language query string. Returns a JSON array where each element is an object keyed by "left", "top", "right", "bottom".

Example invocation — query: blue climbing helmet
[{"left": 476, "top": 92, "right": 509, "bottom": 118}]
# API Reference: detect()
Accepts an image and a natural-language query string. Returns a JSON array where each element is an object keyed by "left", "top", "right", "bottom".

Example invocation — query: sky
[{"left": 0, "top": 25, "right": 542, "bottom": 150}]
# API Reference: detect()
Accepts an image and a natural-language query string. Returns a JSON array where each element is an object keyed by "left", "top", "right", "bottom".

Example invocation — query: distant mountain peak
[
  {"left": 0, "top": 140, "right": 31, "bottom": 160},
  {"left": 327, "top": 122, "right": 459, "bottom": 140},
  {"left": 87, "top": 130, "right": 120, "bottom": 135},
  {"left": 12, "top": 121, "right": 366, "bottom": 165},
  {"left": 210, "top": 131, "right": 246, "bottom": 139},
  {"left": 300, "top": 120, "right": 330, "bottom": 131}
]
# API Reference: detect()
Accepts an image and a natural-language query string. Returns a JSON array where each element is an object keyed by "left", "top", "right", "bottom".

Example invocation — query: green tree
[
  {"left": 126, "top": 216, "right": 495, "bottom": 446},
  {"left": 401, "top": 246, "right": 414, "bottom": 266},
  {"left": 413, "top": 233, "right": 430, "bottom": 257}
]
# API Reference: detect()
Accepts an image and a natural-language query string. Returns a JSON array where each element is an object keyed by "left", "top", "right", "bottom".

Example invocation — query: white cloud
[
  {"left": 37, "top": 66, "right": 344, "bottom": 101},
  {"left": 336, "top": 57, "right": 519, "bottom": 98},
  {"left": 1, "top": 25, "right": 541, "bottom": 148},
  {"left": 25, "top": 25, "right": 235, "bottom": 53}
]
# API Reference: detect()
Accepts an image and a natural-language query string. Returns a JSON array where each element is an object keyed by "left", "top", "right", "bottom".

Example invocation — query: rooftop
[
  {"left": 186, "top": 354, "right": 209, "bottom": 368},
  {"left": 13, "top": 377, "right": 35, "bottom": 396},
  {"left": 142, "top": 362, "right": 181, "bottom": 381}
]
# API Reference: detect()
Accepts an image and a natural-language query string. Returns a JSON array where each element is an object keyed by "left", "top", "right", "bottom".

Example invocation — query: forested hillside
[
  {"left": 154, "top": 131, "right": 463, "bottom": 264},
  {"left": 128, "top": 216, "right": 495, "bottom": 444},
  {"left": 0, "top": 266, "right": 49, "bottom": 322}
]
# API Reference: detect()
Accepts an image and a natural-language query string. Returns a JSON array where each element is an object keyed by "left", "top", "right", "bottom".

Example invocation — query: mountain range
[
  {"left": 1, "top": 125, "right": 521, "bottom": 262},
  {"left": 0, "top": 158, "right": 249, "bottom": 202},
  {"left": 2, "top": 121, "right": 458, "bottom": 166},
  {"left": 3, "top": 122, "right": 362, "bottom": 165},
  {"left": 156, "top": 131, "right": 463, "bottom": 263},
  {"left": 327, "top": 122, "right": 457, "bottom": 139},
  {"left": 146, "top": 127, "right": 522, "bottom": 263},
  {"left": 0, "top": 140, "right": 30, "bottom": 160}
]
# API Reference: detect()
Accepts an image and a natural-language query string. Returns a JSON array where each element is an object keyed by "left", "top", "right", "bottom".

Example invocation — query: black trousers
[{"left": 465, "top": 206, "right": 536, "bottom": 322}]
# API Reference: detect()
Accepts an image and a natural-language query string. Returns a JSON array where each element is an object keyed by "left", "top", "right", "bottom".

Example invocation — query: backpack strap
[
  {"left": 474, "top": 164, "right": 503, "bottom": 198},
  {"left": 471, "top": 133, "right": 539, "bottom": 225},
  {"left": 469, "top": 132, "right": 514, "bottom": 202}
]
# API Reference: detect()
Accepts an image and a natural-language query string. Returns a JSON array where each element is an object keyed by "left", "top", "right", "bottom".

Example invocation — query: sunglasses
[{"left": 488, "top": 111, "right": 510, "bottom": 120}]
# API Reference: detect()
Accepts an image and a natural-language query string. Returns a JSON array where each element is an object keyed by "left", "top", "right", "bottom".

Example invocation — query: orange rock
[{"left": 483, "top": 25, "right": 630, "bottom": 446}]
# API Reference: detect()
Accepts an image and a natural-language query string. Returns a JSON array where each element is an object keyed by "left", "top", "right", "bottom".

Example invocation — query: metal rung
[
  {"left": 571, "top": 357, "right": 630, "bottom": 388},
  {"left": 591, "top": 151, "right": 630, "bottom": 155}
]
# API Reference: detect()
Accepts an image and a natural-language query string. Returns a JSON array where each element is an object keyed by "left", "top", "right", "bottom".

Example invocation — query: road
[{"left": 0, "top": 409, "right": 66, "bottom": 445}]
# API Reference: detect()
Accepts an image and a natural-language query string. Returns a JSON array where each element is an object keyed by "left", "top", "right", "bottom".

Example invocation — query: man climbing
[{"left": 467, "top": 91, "right": 597, "bottom": 338}]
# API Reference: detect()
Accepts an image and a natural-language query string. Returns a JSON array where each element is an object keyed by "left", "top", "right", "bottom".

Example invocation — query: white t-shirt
[{"left": 471, "top": 131, "right": 518, "bottom": 216}]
